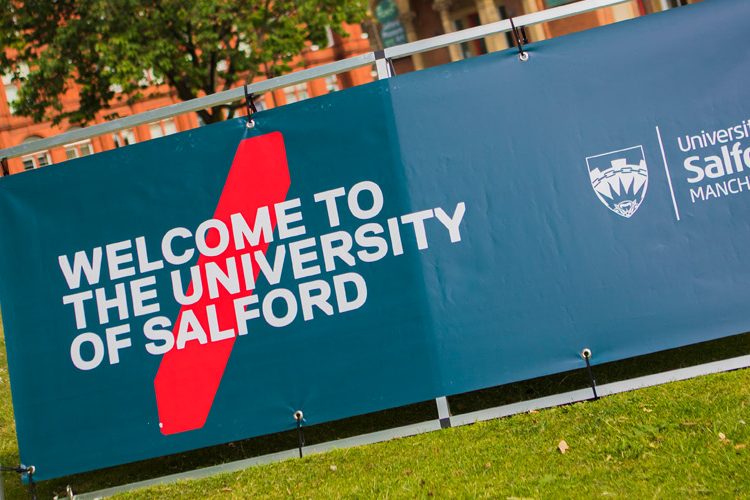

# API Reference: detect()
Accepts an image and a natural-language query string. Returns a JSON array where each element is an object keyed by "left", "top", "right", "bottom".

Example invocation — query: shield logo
[{"left": 585, "top": 146, "right": 648, "bottom": 218}]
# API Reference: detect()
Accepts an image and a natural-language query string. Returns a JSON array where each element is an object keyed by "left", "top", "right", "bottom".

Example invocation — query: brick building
[
  {"left": 367, "top": 0, "right": 697, "bottom": 73},
  {"left": 0, "top": 24, "right": 373, "bottom": 175},
  {"left": 2, "top": 1, "right": 699, "bottom": 175}
]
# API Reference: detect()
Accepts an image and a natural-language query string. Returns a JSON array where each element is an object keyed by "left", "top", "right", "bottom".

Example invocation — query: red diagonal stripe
[{"left": 154, "top": 132, "right": 290, "bottom": 435}]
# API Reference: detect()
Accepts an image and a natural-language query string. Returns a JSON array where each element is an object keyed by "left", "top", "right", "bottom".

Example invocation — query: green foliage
[{"left": 0, "top": 0, "right": 367, "bottom": 125}]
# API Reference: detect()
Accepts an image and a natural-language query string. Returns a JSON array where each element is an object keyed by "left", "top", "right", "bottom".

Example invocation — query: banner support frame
[{"left": 0, "top": 0, "right": 631, "bottom": 161}]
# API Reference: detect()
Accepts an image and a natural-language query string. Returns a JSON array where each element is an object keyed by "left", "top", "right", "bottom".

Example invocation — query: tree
[{"left": 0, "top": 0, "right": 367, "bottom": 125}]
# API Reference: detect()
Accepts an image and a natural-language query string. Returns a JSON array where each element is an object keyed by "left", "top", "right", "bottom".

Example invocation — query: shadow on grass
[{"left": 7, "top": 331, "right": 750, "bottom": 498}]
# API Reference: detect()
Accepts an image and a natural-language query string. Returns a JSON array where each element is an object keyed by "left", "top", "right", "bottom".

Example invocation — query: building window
[
  {"left": 325, "top": 75, "right": 340, "bottom": 93},
  {"left": 283, "top": 83, "right": 309, "bottom": 104},
  {"left": 21, "top": 151, "right": 51, "bottom": 170},
  {"left": 2, "top": 73, "right": 19, "bottom": 114},
  {"left": 3, "top": 65, "right": 29, "bottom": 115},
  {"left": 253, "top": 94, "right": 267, "bottom": 112},
  {"left": 20, "top": 136, "right": 51, "bottom": 170},
  {"left": 64, "top": 140, "right": 95, "bottom": 160},
  {"left": 113, "top": 128, "right": 137, "bottom": 148},
  {"left": 149, "top": 118, "right": 178, "bottom": 139}
]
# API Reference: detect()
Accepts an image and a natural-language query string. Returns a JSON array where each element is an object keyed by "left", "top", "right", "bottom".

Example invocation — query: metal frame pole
[{"left": 0, "top": 0, "right": 629, "bottom": 161}]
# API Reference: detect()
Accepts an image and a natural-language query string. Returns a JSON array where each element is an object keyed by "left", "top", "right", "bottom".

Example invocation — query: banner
[{"left": 0, "top": 0, "right": 748, "bottom": 480}]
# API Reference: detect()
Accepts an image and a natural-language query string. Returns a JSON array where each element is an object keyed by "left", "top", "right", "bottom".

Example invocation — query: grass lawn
[
  {"left": 119, "top": 368, "right": 750, "bottom": 499},
  {"left": 1, "top": 318, "right": 749, "bottom": 498}
]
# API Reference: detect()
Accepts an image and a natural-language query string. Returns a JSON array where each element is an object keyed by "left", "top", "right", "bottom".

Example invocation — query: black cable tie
[
  {"left": 509, "top": 17, "right": 529, "bottom": 62},
  {"left": 0, "top": 465, "right": 37, "bottom": 499},
  {"left": 28, "top": 467, "right": 37, "bottom": 500},
  {"left": 519, "top": 25, "right": 528, "bottom": 45},
  {"left": 243, "top": 84, "right": 258, "bottom": 129},
  {"left": 0, "top": 465, "right": 33, "bottom": 475},
  {"left": 581, "top": 348, "right": 599, "bottom": 400},
  {"left": 294, "top": 410, "right": 305, "bottom": 458}
]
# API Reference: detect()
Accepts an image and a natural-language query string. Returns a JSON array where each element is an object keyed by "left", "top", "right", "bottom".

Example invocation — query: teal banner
[{"left": 0, "top": 0, "right": 748, "bottom": 480}]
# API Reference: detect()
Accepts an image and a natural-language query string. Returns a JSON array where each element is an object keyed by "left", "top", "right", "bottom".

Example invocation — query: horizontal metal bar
[
  {"left": 0, "top": 52, "right": 376, "bottom": 160},
  {"left": 75, "top": 420, "right": 442, "bottom": 500},
  {"left": 384, "top": 0, "right": 629, "bottom": 59},
  {"left": 75, "top": 354, "right": 750, "bottom": 499},
  {"left": 451, "top": 354, "right": 750, "bottom": 426},
  {"left": 0, "top": 0, "right": 629, "bottom": 161}
]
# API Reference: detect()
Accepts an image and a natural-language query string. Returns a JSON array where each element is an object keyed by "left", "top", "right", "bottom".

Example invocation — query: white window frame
[
  {"left": 283, "top": 83, "right": 310, "bottom": 104},
  {"left": 21, "top": 151, "right": 52, "bottom": 170},
  {"left": 148, "top": 118, "right": 178, "bottom": 139},
  {"left": 64, "top": 140, "right": 95, "bottom": 160},
  {"left": 3, "top": 74, "right": 19, "bottom": 114},
  {"left": 112, "top": 128, "right": 137, "bottom": 148}
]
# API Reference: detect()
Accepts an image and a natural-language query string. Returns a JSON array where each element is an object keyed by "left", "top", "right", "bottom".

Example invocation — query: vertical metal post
[
  {"left": 29, "top": 479, "right": 36, "bottom": 500},
  {"left": 380, "top": 45, "right": 460, "bottom": 432},
  {"left": 374, "top": 50, "right": 393, "bottom": 80},
  {"left": 435, "top": 396, "right": 453, "bottom": 429}
]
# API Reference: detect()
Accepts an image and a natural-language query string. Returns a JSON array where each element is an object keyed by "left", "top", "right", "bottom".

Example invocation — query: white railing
[{"left": 0, "top": 0, "right": 629, "bottom": 160}]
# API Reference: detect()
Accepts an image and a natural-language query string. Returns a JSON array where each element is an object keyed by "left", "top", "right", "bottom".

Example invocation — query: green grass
[
  {"left": 119, "top": 368, "right": 750, "bottom": 499},
  {"left": 0, "top": 317, "right": 748, "bottom": 498},
  {"left": 0, "top": 317, "right": 20, "bottom": 498}
]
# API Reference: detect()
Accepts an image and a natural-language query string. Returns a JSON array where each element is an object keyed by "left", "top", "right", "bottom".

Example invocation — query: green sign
[
  {"left": 545, "top": 0, "right": 577, "bottom": 7},
  {"left": 375, "top": 0, "right": 408, "bottom": 48}
]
